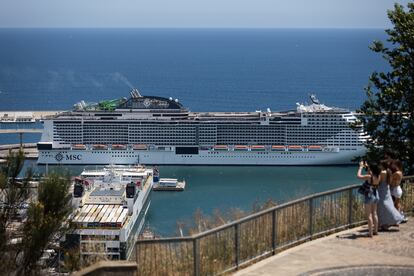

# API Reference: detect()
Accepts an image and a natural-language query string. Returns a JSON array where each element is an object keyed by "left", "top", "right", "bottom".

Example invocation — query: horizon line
[{"left": 0, "top": 26, "right": 387, "bottom": 30}]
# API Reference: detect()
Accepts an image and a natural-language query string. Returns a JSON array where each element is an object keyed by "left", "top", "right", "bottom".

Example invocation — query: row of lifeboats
[
  {"left": 71, "top": 144, "right": 149, "bottom": 151},
  {"left": 213, "top": 145, "right": 324, "bottom": 152},
  {"left": 71, "top": 144, "right": 324, "bottom": 152}
]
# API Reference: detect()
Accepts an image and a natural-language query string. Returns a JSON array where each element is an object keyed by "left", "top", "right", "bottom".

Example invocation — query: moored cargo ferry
[
  {"left": 67, "top": 165, "right": 153, "bottom": 260},
  {"left": 37, "top": 89, "right": 367, "bottom": 165}
]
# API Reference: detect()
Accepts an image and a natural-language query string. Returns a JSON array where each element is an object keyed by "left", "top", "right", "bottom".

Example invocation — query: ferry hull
[{"left": 38, "top": 147, "right": 365, "bottom": 166}]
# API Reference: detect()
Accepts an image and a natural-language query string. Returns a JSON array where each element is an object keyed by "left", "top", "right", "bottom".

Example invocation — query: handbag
[{"left": 357, "top": 180, "right": 372, "bottom": 196}]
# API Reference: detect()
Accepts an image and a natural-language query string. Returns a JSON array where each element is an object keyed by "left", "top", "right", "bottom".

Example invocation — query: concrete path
[{"left": 234, "top": 219, "right": 414, "bottom": 276}]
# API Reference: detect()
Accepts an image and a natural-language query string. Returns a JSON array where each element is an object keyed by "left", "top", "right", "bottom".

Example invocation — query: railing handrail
[
  {"left": 195, "top": 183, "right": 363, "bottom": 239},
  {"left": 137, "top": 183, "right": 361, "bottom": 243},
  {"left": 137, "top": 175, "right": 414, "bottom": 243},
  {"left": 135, "top": 175, "right": 414, "bottom": 276}
]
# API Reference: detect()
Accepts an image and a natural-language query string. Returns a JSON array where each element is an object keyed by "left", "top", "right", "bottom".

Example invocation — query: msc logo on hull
[{"left": 55, "top": 152, "right": 82, "bottom": 162}]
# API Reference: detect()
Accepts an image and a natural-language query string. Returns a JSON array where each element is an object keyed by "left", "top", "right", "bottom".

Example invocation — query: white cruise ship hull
[
  {"left": 38, "top": 147, "right": 365, "bottom": 166},
  {"left": 37, "top": 92, "right": 369, "bottom": 166}
]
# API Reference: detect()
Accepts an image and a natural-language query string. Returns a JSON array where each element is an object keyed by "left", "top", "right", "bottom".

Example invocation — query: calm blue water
[
  {"left": 1, "top": 29, "right": 387, "bottom": 236},
  {"left": 0, "top": 28, "right": 386, "bottom": 112}
]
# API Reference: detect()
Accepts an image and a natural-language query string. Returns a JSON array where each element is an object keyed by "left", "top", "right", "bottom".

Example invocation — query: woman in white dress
[
  {"left": 390, "top": 160, "right": 403, "bottom": 211},
  {"left": 377, "top": 160, "right": 403, "bottom": 230}
]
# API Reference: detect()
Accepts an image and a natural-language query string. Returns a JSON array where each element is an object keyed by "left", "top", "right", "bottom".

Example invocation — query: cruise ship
[
  {"left": 67, "top": 165, "right": 153, "bottom": 260},
  {"left": 37, "top": 89, "right": 367, "bottom": 165}
]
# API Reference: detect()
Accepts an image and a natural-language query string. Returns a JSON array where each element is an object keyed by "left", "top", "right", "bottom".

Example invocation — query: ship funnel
[
  {"left": 126, "top": 181, "right": 136, "bottom": 214},
  {"left": 130, "top": 88, "right": 142, "bottom": 99}
]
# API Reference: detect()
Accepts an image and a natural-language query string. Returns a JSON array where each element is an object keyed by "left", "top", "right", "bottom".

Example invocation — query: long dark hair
[
  {"left": 390, "top": 159, "right": 403, "bottom": 173},
  {"left": 368, "top": 162, "right": 381, "bottom": 178}
]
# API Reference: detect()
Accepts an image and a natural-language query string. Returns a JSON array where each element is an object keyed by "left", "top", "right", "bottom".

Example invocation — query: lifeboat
[
  {"left": 72, "top": 144, "right": 86, "bottom": 150},
  {"left": 213, "top": 145, "right": 228, "bottom": 151},
  {"left": 288, "top": 145, "right": 303, "bottom": 151},
  {"left": 308, "top": 145, "right": 323, "bottom": 151},
  {"left": 133, "top": 144, "right": 148, "bottom": 150},
  {"left": 112, "top": 144, "right": 126, "bottom": 150},
  {"left": 92, "top": 144, "right": 108, "bottom": 150},
  {"left": 250, "top": 145, "right": 265, "bottom": 151},
  {"left": 234, "top": 145, "right": 248, "bottom": 151},
  {"left": 271, "top": 145, "right": 286, "bottom": 151}
]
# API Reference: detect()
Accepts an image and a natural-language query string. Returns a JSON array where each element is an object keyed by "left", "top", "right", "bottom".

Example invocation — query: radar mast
[{"left": 309, "top": 94, "right": 320, "bottom": 105}]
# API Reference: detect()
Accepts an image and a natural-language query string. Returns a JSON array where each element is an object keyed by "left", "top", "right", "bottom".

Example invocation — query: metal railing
[{"left": 135, "top": 176, "right": 414, "bottom": 276}]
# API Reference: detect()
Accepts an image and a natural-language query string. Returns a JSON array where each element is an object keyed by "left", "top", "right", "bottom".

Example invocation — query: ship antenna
[{"left": 309, "top": 94, "right": 320, "bottom": 105}]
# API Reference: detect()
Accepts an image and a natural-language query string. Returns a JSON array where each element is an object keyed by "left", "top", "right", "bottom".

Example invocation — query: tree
[
  {"left": 0, "top": 150, "right": 31, "bottom": 274},
  {"left": 0, "top": 151, "right": 72, "bottom": 275},
  {"left": 358, "top": 2, "right": 414, "bottom": 173},
  {"left": 20, "top": 171, "right": 72, "bottom": 274}
]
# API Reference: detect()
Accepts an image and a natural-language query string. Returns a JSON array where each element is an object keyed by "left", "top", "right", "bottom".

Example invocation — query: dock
[
  {"left": 0, "top": 129, "right": 43, "bottom": 134},
  {"left": 0, "top": 111, "right": 63, "bottom": 122}
]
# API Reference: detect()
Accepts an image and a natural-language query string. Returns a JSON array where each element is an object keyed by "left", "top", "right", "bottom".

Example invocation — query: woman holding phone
[{"left": 357, "top": 161, "right": 380, "bottom": 237}]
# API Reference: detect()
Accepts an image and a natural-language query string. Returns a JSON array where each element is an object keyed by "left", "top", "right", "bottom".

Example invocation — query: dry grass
[{"left": 136, "top": 241, "right": 193, "bottom": 276}]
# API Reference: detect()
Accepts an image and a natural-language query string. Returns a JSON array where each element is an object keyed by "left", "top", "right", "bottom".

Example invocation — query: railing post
[
  {"left": 309, "top": 198, "right": 313, "bottom": 239},
  {"left": 272, "top": 209, "right": 277, "bottom": 254},
  {"left": 234, "top": 223, "right": 239, "bottom": 268},
  {"left": 348, "top": 188, "right": 353, "bottom": 227},
  {"left": 135, "top": 242, "right": 139, "bottom": 268},
  {"left": 193, "top": 238, "right": 200, "bottom": 276}
]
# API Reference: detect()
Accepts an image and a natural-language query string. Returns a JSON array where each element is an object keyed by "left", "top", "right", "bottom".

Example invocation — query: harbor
[
  {"left": 0, "top": 4, "right": 410, "bottom": 272},
  {"left": 0, "top": 92, "right": 372, "bottom": 269},
  {"left": 18, "top": 160, "right": 357, "bottom": 237}
]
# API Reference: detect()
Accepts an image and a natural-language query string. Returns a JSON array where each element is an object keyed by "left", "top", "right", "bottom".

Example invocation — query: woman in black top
[{"left": 357, "top": 161, "right": 381, "bottom": 237}]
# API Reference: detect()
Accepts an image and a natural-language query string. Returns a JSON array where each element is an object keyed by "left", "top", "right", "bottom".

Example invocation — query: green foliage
[
  {"left": 38, "top": 171, "right": 72, "bottom": 219},
  {"left": 0, "top": 150, "right": 31, "bottom": 275},
  {"left": 358, "top": 3, "right": 414, "bottom": 172},
  {"left": 0, "top": 150, "right": 73, "bottom": 274},
  {"left": 20, "top": 171, "right": 72, "bottom": 274},
  {"left": 20, "top": 203, "right": 49, "bottom": 274},
  {"left": 64, "top": 247, "right": 81, "bottom": 272},
  {"left": 2, "top": 149, "right": 25, "bottom": 179}
]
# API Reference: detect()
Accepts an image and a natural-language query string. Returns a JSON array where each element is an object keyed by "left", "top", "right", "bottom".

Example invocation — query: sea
[{"left": 0, "top": 28, "right": 388, "bottom": 236}]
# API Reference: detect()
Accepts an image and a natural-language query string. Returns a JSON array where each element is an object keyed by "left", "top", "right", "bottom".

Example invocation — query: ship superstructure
[
  {"left": 67, "top": 165, "right": 153, "bottom": 260},
  {"left": 37, "top": 89, "right": 367, "bottom": 165}
]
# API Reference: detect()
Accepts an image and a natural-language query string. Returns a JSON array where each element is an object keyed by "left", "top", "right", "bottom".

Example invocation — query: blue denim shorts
[{"left": 364, "top": 188, "right": 379, "bottom": 204}]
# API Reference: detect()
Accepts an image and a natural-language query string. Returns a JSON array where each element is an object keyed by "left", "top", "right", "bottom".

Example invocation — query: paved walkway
[{"left": 234, "top": 219, "right": 414, "bottom": 276}]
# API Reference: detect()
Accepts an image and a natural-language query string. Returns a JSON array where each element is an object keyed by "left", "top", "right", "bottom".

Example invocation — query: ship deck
[{"left": 73, "top": 203, "right": 129, "bottom": 228}]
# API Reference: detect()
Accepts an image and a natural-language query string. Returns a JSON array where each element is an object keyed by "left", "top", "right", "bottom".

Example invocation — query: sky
[{"left": 0, "top": 0, "right": 410, "bottom": 28}]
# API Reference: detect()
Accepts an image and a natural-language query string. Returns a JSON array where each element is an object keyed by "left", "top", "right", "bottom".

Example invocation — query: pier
[
  {"left": 0, "top": 110, "right": 63, "bottom": 122},
  {"left": 0, "top": 129, "right": 43, "bottom": 134},
  {"left": 0, "top": 110, "right": 61, "bottom": 148},
  {"left": 0, "top": 129, "right": 42, "bottom": 150}
]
